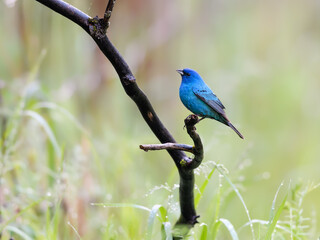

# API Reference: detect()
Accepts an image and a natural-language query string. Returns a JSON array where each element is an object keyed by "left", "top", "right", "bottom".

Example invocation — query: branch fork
[
  {"left": 88, "top": 0, "right": 116, "bottom": 39},
  {"left": 140, "top": 114, "right": 204, "bottom": 169}
]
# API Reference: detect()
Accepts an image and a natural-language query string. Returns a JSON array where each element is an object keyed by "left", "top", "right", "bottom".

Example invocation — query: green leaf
[
  {"left": 195, "top": 167, "right": 215, "bottom": 208},
  {"left": 163, "top": 222, "right": 173, "bottom": 240},
  {"left": 211, "top": 220, "right": 222, "bottom": 240},
  {"left": 146, "top": 204, "right": 167, "bottom": 240},
  {"left": 199, "top": 223, "right": 208, "bottom": 240},
  {"left": 240, "top": 219, "right": 301, "bottom": 238},
  {"left": 4, "top": 226, "right": 33, "bottom": 240},
  {"left": 219, "top": 218, "right": 239, "bottom": 240},
  {"left": 268, "top": 181, "right": 284, "bottom": 223},
  {"left": 90, "top": 202, "right": 151, "bottom": 212},
  {"left": 264, "top": 193, "right": 288, "bottom": 240},
  {"left": 23, "top": 110, "right": 61, "bottom": 159}
]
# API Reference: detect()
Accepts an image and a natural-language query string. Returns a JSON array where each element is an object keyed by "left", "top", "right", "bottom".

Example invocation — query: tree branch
[
  {"left": 35, "top": 0, "right": 90, "bottom": 32},
  {"left": 183, "top": 115, "right": 204, "bottom": 170},
  {"left": 140, "top": 114, "right": 204, "bottom": 169},
  {"left": 104, "top": 0, "right": 116, "bottom": 30},
  {"left": 140, "top": 114, "right": 204, "bottom": 239},
  {"left": 140, "top": 143, "right": 194, "bottom": 153},
  {"left": 34, "top": 0, "right": 202, "bottom": 236}
]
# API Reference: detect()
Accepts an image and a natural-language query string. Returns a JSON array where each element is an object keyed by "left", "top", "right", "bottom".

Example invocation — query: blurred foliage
[{"left": 0, "top": 0, "right": 320, "bottom": 239}]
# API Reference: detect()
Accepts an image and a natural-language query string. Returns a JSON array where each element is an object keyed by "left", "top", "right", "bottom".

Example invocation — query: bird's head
[{"left": 176, "top": 68, "right": 202, "bottom": 83}]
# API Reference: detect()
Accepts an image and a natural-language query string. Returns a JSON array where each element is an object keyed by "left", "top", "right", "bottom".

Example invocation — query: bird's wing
[{"left": 193, "top": 88, "right": 226, "bottom": 116}]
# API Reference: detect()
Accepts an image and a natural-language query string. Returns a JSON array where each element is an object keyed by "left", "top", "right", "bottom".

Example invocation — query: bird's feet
[
  {"left": 197, "top": 116, "right": 206, "bottom": 124},
  {"left": 187, "top": 114, "right": 199, "bottom": 124}
]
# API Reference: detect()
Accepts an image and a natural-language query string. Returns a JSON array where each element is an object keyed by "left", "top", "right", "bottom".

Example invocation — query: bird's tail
[{"left": 228, "top": 122, "right": 244, "bottom": 139}]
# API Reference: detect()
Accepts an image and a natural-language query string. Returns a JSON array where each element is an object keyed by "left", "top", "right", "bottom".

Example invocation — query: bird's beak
[{"left": 176, "top": 69, "right": 184, "bottom": 76}]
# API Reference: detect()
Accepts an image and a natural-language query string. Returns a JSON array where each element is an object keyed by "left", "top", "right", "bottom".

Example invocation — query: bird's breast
[{"left": 179, "top": 84, "right": 206, "bottom": 116}]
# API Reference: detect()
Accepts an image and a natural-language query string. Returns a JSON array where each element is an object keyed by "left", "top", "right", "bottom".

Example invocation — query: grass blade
[
  {"left": 199, "top": 223, "right": 208, "bottom": 240},
  {"left": 0, "top": 197, "right": 44, "bottom": 232},
  {"left": 195, "top": 167, "right": 215, "bottom": 208},
  {"left": 68, "top": 221, "right": 82, "bottom": 240},
  {"left": 4, "top": 226, "right": 33, "bottom": 240},
  {"left": 240, "top": 219, "right": 301, "bottom": 238},
  {"left": 92, "top": 202, "right": 169, "bottom": 239},
  {"left": 215, "top": 163, "right": 255, "bottom": 240},
  {"left": 146, "top": 204, "right": 167, "bottom": 240},
  {"left": 90, "top": 202, "right": 151, "bottom": 212},
  {"left": 163, "top": 222, "right": 172, "bottom": 240},
  {"left": 219, "top": 218, "right": 239, "bottom": 240},
  {"left": 33, "top": 102, "right": 89, "bottom": 135},
  {"left": 268, "top": 181, "right": 284, "bottom": 223},
  {"left": 264, "top": 193, "right": 288, "bottom": 240},
  {"left": 211, "top": 220, "right": 222, "bottom": 240},
  {"left": 23, "top": 110, "right": 61, "bottom": 159}
]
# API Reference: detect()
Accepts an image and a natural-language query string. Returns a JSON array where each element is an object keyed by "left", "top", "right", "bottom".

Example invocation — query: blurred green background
[{"left": 1, "top": 0, "right": 320, "bottom": 239}]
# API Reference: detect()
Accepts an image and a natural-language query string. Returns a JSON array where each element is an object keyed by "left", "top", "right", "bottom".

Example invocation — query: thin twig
[
  {"left": 104, "top": 0, "right": 116, "bottom": 30},
  {"left": 140, "top": 143, "right": 194, "bottom": 153},
  {"left": 139, "top": 114, "right": 204, "bottom": 169}
]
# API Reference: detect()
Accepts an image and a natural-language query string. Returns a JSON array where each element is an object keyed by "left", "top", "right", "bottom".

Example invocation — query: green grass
[{"left": 1, "top": 0, "right": 320, "bottom": 239}]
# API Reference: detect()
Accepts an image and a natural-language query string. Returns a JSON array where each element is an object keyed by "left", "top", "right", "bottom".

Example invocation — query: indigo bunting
[{"left": 177, "top": 68, "right": 244, "bottom": 139}]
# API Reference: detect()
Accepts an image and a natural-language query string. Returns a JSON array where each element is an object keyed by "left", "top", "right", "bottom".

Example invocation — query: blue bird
[{"left": 177, "top": 68, "right": 244, "bottom": 139}]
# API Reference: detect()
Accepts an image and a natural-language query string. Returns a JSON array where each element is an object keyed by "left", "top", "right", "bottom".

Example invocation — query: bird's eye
[{"left": 184, "top": 72, "right": 190, "bottom": 76}]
